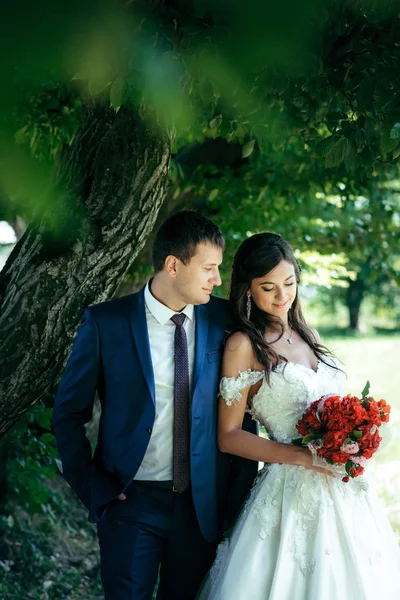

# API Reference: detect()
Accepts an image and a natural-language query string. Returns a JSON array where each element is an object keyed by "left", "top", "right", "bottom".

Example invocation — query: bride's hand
[{"left": 297, "top": 447, "right": 336, "bottom": 477}]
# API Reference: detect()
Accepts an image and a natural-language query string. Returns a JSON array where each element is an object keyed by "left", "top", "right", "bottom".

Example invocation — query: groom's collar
[{"left": 144, "top": 279, "right": 195, "bottom": 325}]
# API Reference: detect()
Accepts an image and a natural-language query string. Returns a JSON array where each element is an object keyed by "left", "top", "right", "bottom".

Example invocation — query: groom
[{"left": 53, "top": 211, "right": 257, "bottom": 600}]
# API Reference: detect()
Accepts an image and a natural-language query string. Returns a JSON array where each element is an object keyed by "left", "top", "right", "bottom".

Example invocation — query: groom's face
[{"left": 174, "top": 242, "right": 223, "bottom": 305}]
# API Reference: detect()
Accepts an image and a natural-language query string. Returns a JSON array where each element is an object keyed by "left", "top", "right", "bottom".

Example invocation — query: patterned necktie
[{"left": 170, "top": 313, "right": 190, "bottom": 493}]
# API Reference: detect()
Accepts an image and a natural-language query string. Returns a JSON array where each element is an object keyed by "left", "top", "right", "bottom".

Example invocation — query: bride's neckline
[
  {"left": 248, "top": 360, "right": 322, "bottom": 407},
  {"left": 274, "top": 359, "right": 321, "bottom": 375}
]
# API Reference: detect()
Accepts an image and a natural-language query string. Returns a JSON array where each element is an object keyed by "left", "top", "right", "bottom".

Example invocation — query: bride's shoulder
[
  {"left": 225, "top": 331, "right": 253, "bottom": 354},
  {"left": 220, "top": 333, "right": 265, "bottom": 404},
  {"left": 224, "top": 331, "right": 263, "bottom": 371}
]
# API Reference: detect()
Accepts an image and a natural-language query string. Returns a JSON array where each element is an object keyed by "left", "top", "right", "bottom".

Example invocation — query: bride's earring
[{"left": 246, "top": 293, "right": 251, "bottom": 320}]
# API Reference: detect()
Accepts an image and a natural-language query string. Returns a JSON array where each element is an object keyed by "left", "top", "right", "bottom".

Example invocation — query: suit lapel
[
  {"left": 192, "top": 303, "right": 209, "bottom": 397},
  {"left": 127, "top": 288, "right": 156, "bottom": 406}
]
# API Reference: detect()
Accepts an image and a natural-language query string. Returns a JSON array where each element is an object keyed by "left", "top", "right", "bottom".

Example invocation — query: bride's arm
[{"left": 218, "top": 332, "right": 333, "bottom": 475}]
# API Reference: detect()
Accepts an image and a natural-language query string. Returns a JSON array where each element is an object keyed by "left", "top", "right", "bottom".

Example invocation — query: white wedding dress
[{"left": 198, "top": 358, "right": 400, "bottom": 600}]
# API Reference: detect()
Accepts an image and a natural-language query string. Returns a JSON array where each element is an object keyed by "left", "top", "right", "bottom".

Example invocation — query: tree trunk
[
  {"left": 346, "top": 277, "right": 366, "bottom": 332},
  {"left": 114, "top": 184, "right": 194, "bottom": 297},
  {"left": 0, "top": 103, "right": 171, "bottom": 437}
]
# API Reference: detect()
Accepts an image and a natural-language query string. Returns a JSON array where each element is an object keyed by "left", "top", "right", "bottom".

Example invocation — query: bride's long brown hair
[{"left": 229, "top": 232, "right": 337, "bottom": 383}]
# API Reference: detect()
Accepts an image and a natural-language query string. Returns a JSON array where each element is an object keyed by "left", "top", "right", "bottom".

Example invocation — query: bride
[{"left": 198, "top": 232, "right": 400, "bottom": 600}]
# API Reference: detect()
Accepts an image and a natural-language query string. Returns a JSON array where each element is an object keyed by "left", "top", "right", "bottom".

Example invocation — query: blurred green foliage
[
  {"left": 167, "top": 143, "right": 400, "bottom": 324},
  {"left": 0, "top": 401, "right": 62, "bottom": 516},
  {"left": 3, "top": 1, "right": 400, "bottom": 221},
  {"left": 0, "top": 0, "right": 398, "bottom": 330}
]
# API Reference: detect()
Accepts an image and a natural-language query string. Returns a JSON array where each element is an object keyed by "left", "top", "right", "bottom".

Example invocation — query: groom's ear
[{"left": 164, "top": 255, "right": 179, "bottom": 277}]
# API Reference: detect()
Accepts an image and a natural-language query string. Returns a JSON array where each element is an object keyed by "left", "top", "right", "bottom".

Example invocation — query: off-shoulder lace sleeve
[{"left": 219, "top": 369, "right": 265, "bottom": 407}]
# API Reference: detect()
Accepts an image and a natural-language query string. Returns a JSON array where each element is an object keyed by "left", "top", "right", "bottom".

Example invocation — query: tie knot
[{"left": 171, "top": 313, "right": 186, "bottom": 327}]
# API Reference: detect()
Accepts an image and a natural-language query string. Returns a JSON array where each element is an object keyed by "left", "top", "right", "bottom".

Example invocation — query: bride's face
[{"left": 249, "top": 260, "right": 297, "bottom": 320}]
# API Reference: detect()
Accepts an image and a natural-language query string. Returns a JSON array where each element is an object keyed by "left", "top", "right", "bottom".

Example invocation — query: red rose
[
  {"left": 324, "top": 431, "right": 347, "bottom": 450},
  {"left": 297, "top": 423, "right": 309, "bottom": 436},
  {"left": 296, "top": 401, "right": 323, "bottom": 434},
  {"left": 330, "top": 451, "right": 349, "bottom": 464},
  {"left": 349, "top": 464, "right": 364, "bottom": 478},
  {"left": 358, "top": 426, "right": 381, "bottom": 459},
  {"left": 304, "top": 413, "right": 321, "bottom": 430},
  {"left": 363, "top": 400, "right": 382, "bottom": 427},
  {"left": 340, "top": 395, "right": 368, "bottom": 427},
  {"left": 377, "top": 399, "right": 391, "bottom": 423}
]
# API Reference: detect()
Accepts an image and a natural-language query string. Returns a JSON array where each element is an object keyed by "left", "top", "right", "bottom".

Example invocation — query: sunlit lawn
[{"left": 325, "top": 335, "right": 400, "bottom": 536}]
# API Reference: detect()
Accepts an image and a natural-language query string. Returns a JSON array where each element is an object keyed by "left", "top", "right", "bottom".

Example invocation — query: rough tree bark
[
  {"left": 0, "top": 102, "right": 171, "bottom": 437},
  {"left": 114, "top": 184, "right": 193, "bottom": 297}
]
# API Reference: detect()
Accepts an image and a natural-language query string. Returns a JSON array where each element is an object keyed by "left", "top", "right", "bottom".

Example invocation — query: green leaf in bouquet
[
  {"left": 301, "top": 433, "right": 322, "bottom": 445},
  {"left": 345, "top": 459, "right": 353, "bottom": 476},
  {"left": 360, "top": 380, "right": 370, "bottom": 400},
  {"left": 350, "top": 430, "right": 362, "bottom": 440}
]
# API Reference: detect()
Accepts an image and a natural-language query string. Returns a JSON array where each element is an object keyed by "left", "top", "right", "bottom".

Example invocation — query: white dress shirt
[{"left": 134, "top": 280, "right": 196, "bottom": 481}]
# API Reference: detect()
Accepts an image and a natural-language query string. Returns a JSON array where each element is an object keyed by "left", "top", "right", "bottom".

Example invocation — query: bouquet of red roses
[{"left": 293, "top": 381, "right": 391, "bottom": 482}]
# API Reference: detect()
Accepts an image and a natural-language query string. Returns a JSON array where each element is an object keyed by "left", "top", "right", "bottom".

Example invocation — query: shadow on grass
[
  {"left": 373, "top": 326, "right": 400, "bottom": 336},
  {"left": 319, "top": 326, "right": 400, "bottom": 339}
]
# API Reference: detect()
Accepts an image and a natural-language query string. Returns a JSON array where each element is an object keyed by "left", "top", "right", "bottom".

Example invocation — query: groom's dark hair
[{"left": 152, "top": 210, "right": 225, "bottom": 273}]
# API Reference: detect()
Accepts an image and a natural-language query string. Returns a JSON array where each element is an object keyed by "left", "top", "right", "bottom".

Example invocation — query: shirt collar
[{"left": 144, "top": 280, "right": 195, "bottom": 326}]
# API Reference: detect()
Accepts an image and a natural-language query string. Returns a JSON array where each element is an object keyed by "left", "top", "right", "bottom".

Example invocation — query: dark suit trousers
[{"left": 97, "top": 481, "right": 217, "bottom": 600}]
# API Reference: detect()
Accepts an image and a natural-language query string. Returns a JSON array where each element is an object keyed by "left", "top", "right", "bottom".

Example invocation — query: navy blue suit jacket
[{"left": 53, "top": 287, "right": 257, "bottom": 542}]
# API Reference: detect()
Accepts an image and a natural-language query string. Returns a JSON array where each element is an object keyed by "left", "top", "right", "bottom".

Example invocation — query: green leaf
[
  {"left": 209, "top": 115, "right": 222, "bottom": 130},
  {"left": 110, "top": 76, "right": 126, "bottom": 112},
  {"left": 88, "top": 78, "right": 110, "bottom": 96},
  {"left": 242, "top": 139, "right": 255, "bottom": 158},
  {"left": 325, "top": 138, "right": 349, "bottom": 168},
  {"left": 345, "top": 459, "right": 353, "bottom": 475},
  {"left": 379, "top": 129, "right": 399, "bottom": 154},
  {"left": 350, "top": 430, "right": 362, "bottom": 440},
  {"left": 361, "top": 380, "right": 370, "bottom": 400},
  {"left": 390, "top": 122, "right": 400, "bottom": 139},
  {"left": 34, "top": 408, "right": 52, "bottom": 430},
  {"left": 316, "top": 136, "right": 335, "bottom": 157},
  {"left": 301, "top": 433, "right": 322, "bottom": 444},
  {"left": 41, "top": 433, "right": 55, "bottom": 445},
  {"left": 253, "top": 125, "right": 269, "bottom": 155}
]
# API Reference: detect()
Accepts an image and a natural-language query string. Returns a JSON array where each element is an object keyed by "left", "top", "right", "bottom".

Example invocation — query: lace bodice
[{"left": 220, "top": 358, "right": 346, "bottom": 443}]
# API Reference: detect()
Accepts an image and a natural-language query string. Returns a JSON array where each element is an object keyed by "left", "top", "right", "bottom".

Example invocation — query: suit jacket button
[{"left": 146, "top": 428, "right": 152, "bottom": 434}]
